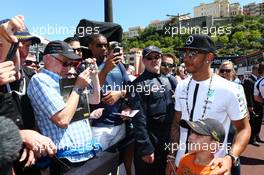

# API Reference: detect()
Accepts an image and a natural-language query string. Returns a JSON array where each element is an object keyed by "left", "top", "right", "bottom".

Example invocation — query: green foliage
[
  {"left": 123, "top": 15, "right": 264, "bottom": 57},
  {"left": 218, "top": 35, "right": 229, "bottom": 44}
]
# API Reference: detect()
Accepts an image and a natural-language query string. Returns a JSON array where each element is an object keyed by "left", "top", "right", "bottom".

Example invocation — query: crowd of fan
[{"left": 0, "top": 15, "right": 264, "bottom": 175}]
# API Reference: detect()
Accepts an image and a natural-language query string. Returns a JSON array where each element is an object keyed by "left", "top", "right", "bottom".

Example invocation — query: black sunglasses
[
  {"left": 73, "top": 48, "right": 82, "bottom": 52},
  {"left": 51, "top": 55, "right": 73, "bottom": 67},
  {"left": 96, "top": 43, "right": 109, "bottom": 48},
  {"left": 67, "top": 73, "right": 78, "bottom": 77},
  {"left": 219, "top": 69, "right": 232, "bottom": 73},
  {"left": 25, "top": 60, "right": 38, "bottom": 65},
  {"left": 161, "top": 62, "right": 175, "bottom": 68},
  {"left": 180, "top": 50, "right": 209, "bottom": 59},
  {"left": 144, "top": 54, "right": 162, "bottom": 61}
]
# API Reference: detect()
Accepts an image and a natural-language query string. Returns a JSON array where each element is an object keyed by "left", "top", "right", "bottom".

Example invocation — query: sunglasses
[
  {"left": 181, "top": 50, "right": 208, "bottom": 59},
  {"left": 219, "top": 69, "right": 232, "bottom": 73},
  {"left": 25, "top": 60, "right": 38, "bottom": 66},
  {"left": 73, "top": 48, "right": 82, "bottom": 53},
  {"left": 161, "top": 62, "right": 174, "bottom": 68},
  {"left": 51, "top": 55, "right": 74, "bottom": 67},
  {"left": 144, "top": 54, "right": 162, "bottom": 61},
  {"left": 67, "top": 72, "right": 78, "bottom": 77},
  {"left": 96, "top": 43, "right": 109, "bottom": 48}
]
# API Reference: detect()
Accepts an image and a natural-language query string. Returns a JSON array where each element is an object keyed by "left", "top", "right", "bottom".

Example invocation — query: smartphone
[
  {"left": 113, "top": 47, "right": 121, "bottom": 54},
  {"left": 112, "top": 55, "right": 121, "bottom": 63},
  {"left": 6, "top": 42, "right": 19, "bottom": 61}
]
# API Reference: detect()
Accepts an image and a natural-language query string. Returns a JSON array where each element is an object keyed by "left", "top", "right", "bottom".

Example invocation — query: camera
[
  {"left": 113, "top": 47, "right": 121, "bottom": 54},
  {"left": 109, "top": 41, "right": 122, "bottom": 54},
  {"left": 76, "top": 61, "right": 95, "bottom": 75}
]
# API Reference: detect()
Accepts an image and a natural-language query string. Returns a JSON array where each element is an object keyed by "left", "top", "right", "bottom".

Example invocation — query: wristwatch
[
  {"left": 226, "top": 153, "right": 240, "bottom": 167},
  {"left": 73, "top": 86, "right": 83, "bottom": 95}
]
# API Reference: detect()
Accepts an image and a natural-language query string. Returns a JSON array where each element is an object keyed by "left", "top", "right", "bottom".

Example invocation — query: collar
[
  {"left": 251, "top": 74, "right": 258, "bottom": 80},
  {"left": 41, "top": 68, "right": 62, "bottom": 82}
]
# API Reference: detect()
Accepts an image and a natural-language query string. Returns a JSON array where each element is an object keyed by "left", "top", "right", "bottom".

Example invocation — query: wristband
[
  {"left": 167, "top": 155, "right": 176, "bottom": 159},
  {"left": 167, "top": 155, "right": 176, "bottom": 162}
]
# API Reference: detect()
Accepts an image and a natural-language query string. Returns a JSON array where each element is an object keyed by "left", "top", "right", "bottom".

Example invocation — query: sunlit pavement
[{"left": 241, "top": 124, "right": 264, "bottom": 175}]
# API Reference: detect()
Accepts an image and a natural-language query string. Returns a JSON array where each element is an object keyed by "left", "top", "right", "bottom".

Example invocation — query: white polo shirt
[
  {"left": 254, "top": 77, "right": 264, "bottom": 99},
  {"left": 174, "top": 74, "right": 248, "bottom": 166}
]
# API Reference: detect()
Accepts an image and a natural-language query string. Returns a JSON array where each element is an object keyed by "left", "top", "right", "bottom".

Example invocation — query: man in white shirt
[
  {"left": 166, "top": 34, "right": 250, "bottom": 175},
  {"left": 254, "top": 62, "right": 264, "bottom": 104}
]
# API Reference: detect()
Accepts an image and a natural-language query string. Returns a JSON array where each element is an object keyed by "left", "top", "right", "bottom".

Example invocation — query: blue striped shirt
[{"left": 28, "top": 69, "right": 101, "bottom": 162}]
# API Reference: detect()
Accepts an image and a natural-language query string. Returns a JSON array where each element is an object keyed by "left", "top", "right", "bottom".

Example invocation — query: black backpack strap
[{"left": 167, "top": 75, "right": 177, "bottom": 91}]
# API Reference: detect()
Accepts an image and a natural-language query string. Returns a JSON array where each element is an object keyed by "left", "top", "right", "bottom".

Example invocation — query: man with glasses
[
  {"left": 24, "top": 53, "right": 39, "bottom": 72},
  {"left": 64, "top": 37, "right": 83, "bottom": 78},
  {"left": 85, "top": 34, "right": 130, "bottom": 151},
  {"left": 64, "top": 37, "right": 82, "bottom": 57},
  {"left": 160, "top": 53, "right": 178, "bottom": 92},
  {"left": 86, "top": 34, "right": 134, "bottom": 175},
  {"left": 160, "top": 53, "right": 176, "bottom": 76},
  {"left": 27, "top": 40, "right": 101, "bottom": 174},
  {"left": 166, "top": 34, "right": 250, "bottom": 175},
  {"left": 127, "top": 46, "right": 175, "bottom": 175},
  {"left": 1, "top": 16, "right": 57, "bottom": 175}
]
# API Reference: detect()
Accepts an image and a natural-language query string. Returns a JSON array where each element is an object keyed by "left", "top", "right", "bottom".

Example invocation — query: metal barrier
[{"left": 64, "top": 132, "right": 134, "bottom": 175}]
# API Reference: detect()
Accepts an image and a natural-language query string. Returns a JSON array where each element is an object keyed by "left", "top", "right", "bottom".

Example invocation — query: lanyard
[{"left": 184, "top": 75, "right": 213, "bottom": 153}]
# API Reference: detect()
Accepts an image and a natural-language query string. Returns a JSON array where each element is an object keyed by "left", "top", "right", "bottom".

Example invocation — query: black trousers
[
  {"left": 134, "top": 150, "right": 167, "bottom": 175},
  {"left": 249, "top": 111, "right": 263, "bottom": 141}
]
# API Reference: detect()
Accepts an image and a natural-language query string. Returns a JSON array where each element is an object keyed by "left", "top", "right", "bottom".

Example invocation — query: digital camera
[
  {"left": 110, "top": 41, "right": 122, "bottom": 54},
  {"left": 76, "top": 61, "right": 95, "bottom": 75}
]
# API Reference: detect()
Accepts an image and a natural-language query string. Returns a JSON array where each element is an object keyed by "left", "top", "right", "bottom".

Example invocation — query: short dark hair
[
  {"left": 87, "top": 34, "right": 106, "bottom": 46},
  {"left": 258, "top": 62, "right": 264, "bottom": 75},
  {"left": 163, "top": 53, "right": 178, "bottom": 65},
  {"left": 64, "top": 37, "right": 79, "bottom": 44},
  {"left": 252, "top": 64, "right": 259, "bottom": 70}
]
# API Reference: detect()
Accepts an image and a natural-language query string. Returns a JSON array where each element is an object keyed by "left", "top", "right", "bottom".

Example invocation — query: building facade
[
  {"left": 123, "top": 26, "right": 144, "bottom": 39},
  {"left": 243, "top": 2, "right": 264, "bottom": 16},
  {"left": 124, "top": 48, "right": 144, "bottom": 75},
  {"left": 230, "top": 3, "right": 242, "bottom": 16},
  {"left": 194, "top": 0, "right": 231, "bottom": 18},
  {"left": 149, "top": 19, "right": 171, "bottom": 31},
  {"left": 243, "top": 3, "right": 257, "bottom": 16},
  {"left": 194, "top": 0, "right": 241, "bottom": 18}
]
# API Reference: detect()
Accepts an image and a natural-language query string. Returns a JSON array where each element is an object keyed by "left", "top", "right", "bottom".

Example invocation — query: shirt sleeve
[
  {"left": 128, "top": 82, "right": 155, "bottom": 156},
  {"left": 118, "top": 63, "right": 131, "bottom": 83},
  {"left": 226, "top": 84, "right": 248, "bottom": 121},
  {"left": 176, "top": 154, "right": 189, "bottom": 174},
  {"left": 254, "top": 80, "right": 260, "bottom": 96},
  {"left": 28, "top": 77, "right": 65, "bottom": 119}
]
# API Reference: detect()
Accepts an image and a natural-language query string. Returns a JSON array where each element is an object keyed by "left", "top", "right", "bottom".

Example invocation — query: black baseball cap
[
  {"left": 177, "top": 34, "right": 216, "bottom": 53},
  {"left": 180, "top": 118, "right": 225, "bottom": 143},
  {"left": 142, "top": 46, "right": 162, "bottom": 58},
  {"left": 15, "top": 28, "right": 41, "bottom": 45},
  {"left": 43, "top": 40, "right": 82, "bottom": 60}
]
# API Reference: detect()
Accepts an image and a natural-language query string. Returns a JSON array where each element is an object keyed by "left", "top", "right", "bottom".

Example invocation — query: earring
[{"left": 206, "top": 60, "right": 209, "bottom": 64}]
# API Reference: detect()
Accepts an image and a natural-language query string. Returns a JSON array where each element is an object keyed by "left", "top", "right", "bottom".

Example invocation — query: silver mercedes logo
[{"left": 186, "top": 36, "right": 194, "bottom": 45}]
